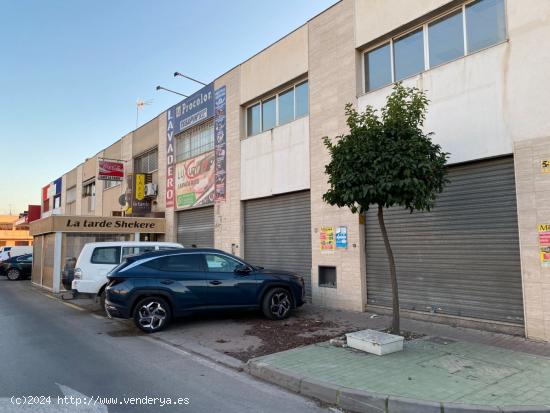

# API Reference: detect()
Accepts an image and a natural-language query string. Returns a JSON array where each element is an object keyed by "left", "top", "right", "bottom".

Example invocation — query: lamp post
[
  {"left": 155, "top": 85, "right": 188, "bottom": 98},
  {"left": 173, "top": 72, "right": 207, "bottom": 86}
]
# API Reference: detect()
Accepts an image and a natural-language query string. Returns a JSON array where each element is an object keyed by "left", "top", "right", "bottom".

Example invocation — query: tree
[{"left": 322, "top": 83, "right": 449, "bottom": 334}]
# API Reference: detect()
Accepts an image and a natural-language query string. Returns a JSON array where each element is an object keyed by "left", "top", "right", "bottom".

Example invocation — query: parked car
[
  {"left": 0, "top": 246, "right": 32, "bottom": 262},
  {"left": 72, "top": 241, "right": 184, "bottom": 307},
  {"left": 105, "top": 248, "right": 306, "bottom": 333},
  {"left": 0, "top": 253, "right": 33, "bottom": 281}
]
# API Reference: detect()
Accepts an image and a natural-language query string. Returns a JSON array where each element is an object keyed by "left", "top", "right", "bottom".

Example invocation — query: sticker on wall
[
  {"left": 542, "top": 160, "right": 550, "bottom": 173},
  {"left": 336, "top": 226, "right": 348, "bottom": 249},
  {"left": 320, "top": 226, "right": 335, "bottom": 251},
  {"left": 538, "top": 224, "right": 550, "bottom": 267}
]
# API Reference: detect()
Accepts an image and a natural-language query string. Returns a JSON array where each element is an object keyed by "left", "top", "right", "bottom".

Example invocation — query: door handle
[
  {"left": 209, "top": 280, "right": 222, "bottom": 286},
  {"left": 160, "top": 280, "right": 174, "bottom": 285}
]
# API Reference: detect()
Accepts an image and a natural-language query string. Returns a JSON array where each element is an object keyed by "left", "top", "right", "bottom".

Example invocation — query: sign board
[
  {"left": 98, "top": 160, "right": 124, "bottom": 181},
  {"left": 214, "top": 86, "right": 227, "bottom": 202},
  {"left": 336, "top": 226, "right": 348, "bottom": 249},
  {"left": 30, "top": 215, "right": 166, "bottom": 235},
  {"left": 320, "top": 226, "right": 335, "bottom": 251},
  {"left": 175, "top": 150, "right": 215, "bottom": 209},
  {"left": 538, "top": 224, "right": 550, "bottom": 266},
  {"left": 542, "top": 160, "right": 550, "bottom": 173},
  {"left": 166, "top": 83, "right": 215, "bottom": 209}
]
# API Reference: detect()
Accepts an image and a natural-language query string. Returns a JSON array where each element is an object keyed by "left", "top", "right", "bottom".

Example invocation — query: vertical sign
[
  {"left": 336, "top": 226, "right": 348, "bottom": 249},
  {"left": 214, "top": 86, "right": 227, "bottom": 202},
  {"left": 320, "top": 226, "right": 335, "bottom": 251},
  {"left": 166, "top": 107, "right": 176, "bottom": 208},
  {"left": 538, "top": 224, "right": 550, "bottom": 267}
]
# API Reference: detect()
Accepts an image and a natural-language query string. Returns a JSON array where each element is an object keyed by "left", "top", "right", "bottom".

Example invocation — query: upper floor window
[
  {"left": 246, "top": 80, "right": 309, "bottom": 137},
  {"left": 103, "top": 179, "right": 120, "bottom": 190},
  {"left": 176, "top": 120, "right": 214, "bottom": 163},
  {"left": 134, "top": 148, "right": 158, "bottom": 173},
  {"left": 66, "top": 186, "right": 76, "bottom": 204},
  {"left": 364, "top": 0, "right": 506, "bottom": 92}
]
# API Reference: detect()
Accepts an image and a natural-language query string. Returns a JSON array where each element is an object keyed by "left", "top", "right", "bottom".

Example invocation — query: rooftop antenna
[{"left": 136, "top": 98, "right": 153, "bottom": 128}]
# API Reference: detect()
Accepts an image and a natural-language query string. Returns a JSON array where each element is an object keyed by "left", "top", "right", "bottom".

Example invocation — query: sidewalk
[{"left": 248, "top": 337, "right": 550, "bottom": 412}]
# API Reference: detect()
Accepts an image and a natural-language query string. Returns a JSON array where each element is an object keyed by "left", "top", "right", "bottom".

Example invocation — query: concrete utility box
[{"left": 346, "top": 329, "right": 404, "bottom": 355}]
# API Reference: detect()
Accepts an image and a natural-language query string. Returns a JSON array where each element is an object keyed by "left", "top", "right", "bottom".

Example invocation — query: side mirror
[{"left": 234, "top": 264, "right": 252, "bottom": 275}]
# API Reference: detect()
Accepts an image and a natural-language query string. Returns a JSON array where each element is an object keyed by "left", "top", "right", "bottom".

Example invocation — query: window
[
  {"left": 17, "top": 255, "right": 32, "bottom": 263},
  {"left": 278, "top": 88, "right": 294, "bottom": 125},
  {"left": 134, "top": 148, "right": 158, "bottom": 173},
  {"left": 83, "top": 181, "right": 95, "bottom": 197},
  {"left": 247, "top": 104, "right": 261, "bottom": 136},
  {"left": 365, "top": 43, "right": 392, "bottom": 91},
  {"left": 295, "top": 81, "right": 309, "bottom": 119},
  {"left": 466, "top": 0, "right": 506, "bottom": 53},
  {"left": 66, "top": 186, "right": 76, "bottom": 203},
  {"left": 53, "top": 195, "right": 61, "bottom": 209},
  {"left": 91, "top": 247, "right": 121, "bottom": 264},
  {"left": 363, "top": 0, "right": 506, "bottom": 92},
  {"left": 121, "top": 246, "right": 156, "bottom": 260},
  {"left": 393, "top": 28, "right": 424, "bottom": 81},
  {"left": 262, "top": 97, "right": 276, "bottom": 131},
  {"left": 146, "top": 253, "right": 203, "bottom": 272},
  {"left": 246, "top": 80, "right": 309, "bottom": 137},
  {"left": 205, "top": 254, "right": 241, "bottom": 273},
  {"left": 176, "top": 121, "right": 214, "bottom": 162},
  {"left": 319, "top": 266, "right": 337, "bottom": 288},
  {"left": 104, "top": 180, "right": 120, "bottom": 190},
  {"left": 429, "top": 11, "right": 464, "bottom": 67}
]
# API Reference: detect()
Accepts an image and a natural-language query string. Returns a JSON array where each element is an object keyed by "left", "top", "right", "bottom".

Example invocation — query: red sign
[{"left": 98, "top": 160, "right": 124, "bottom": 181}]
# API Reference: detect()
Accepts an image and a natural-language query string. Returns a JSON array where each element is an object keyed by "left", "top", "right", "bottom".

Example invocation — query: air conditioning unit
[{"left": 144, "top": 183, "right": 158, "bottom": 197}]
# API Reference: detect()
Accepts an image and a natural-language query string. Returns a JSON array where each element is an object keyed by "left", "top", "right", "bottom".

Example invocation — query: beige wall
[
  {"left": 132, "top": 117, "right": 159, "bottom": 157},
  {"left": 214, "top": 67, "right": 243, "bottom": 256},
  {"left": 308, "top": 0, "right": 366, "bottom": 311},
  {"left": 82, "top": 156, "right": 97, "bottom": 183},
  {"left": 240, "top": 25, "right": 308, "bottom": 104}
]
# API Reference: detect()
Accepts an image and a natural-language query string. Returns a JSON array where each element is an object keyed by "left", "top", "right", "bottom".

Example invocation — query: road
[{"left": 0, "top": 278, "right": 333, "bottom": 413}]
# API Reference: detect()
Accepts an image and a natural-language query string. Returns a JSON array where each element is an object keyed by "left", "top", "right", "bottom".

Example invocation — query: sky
[{"left": 0, "top": 0, "right": 337, "bottom": 215}]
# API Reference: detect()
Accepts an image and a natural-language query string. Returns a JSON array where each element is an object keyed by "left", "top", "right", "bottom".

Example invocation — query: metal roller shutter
[
  {"left": 177, "top": 206, "right": 214, "bottom": 248},
  {"left": 365, "top": 156, "right": 524, "bottom": 325},
  {"left": 244, "top": 191, "right": 312, "bottom": 298}
]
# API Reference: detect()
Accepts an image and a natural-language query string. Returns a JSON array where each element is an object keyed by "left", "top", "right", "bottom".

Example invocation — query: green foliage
[{"left": 323, "top": 83, "right": 449, "bottom": 213}]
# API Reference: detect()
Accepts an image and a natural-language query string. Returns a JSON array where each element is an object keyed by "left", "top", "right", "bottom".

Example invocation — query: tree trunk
[{"left": 377, "top": 204, "right": 400, "bottom": 334}]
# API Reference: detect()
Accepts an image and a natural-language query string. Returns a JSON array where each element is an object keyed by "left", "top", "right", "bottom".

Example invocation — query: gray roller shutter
[
  {"left": 244, "top": 191, "right": 312, "bottom": 298},
  {"left": 177, "top": 206, "right": 214, "bottom": 248},
  {"left": 365, "top": 156, "right": 524, "bottom": 325}
]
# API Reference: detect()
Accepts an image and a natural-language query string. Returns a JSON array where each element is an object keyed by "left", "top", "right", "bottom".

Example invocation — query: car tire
[
  {"left": 133, "top": 297, "right": 172, "bottom": 333},
  {"left": 99, "top": 290, "right": 107, "bottom": 315},
  {"left": 6, "top": 269, "right": 21, "bottom": 281},
  {"left": 262, "top": 287, "right": 293, "bottom": 320}
]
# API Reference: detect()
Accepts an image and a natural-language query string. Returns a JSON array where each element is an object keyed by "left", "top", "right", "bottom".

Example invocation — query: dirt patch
[
  {"left": 225, "top": 316, "right": 349, "bottom": 361},
  {"left": 382, "top": 328, "right": 425, "bottom": 341}
]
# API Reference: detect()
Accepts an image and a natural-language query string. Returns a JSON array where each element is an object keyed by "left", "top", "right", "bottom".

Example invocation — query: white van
[
  {"left": 0, "top": 246, "right": 33, "bottom": 262},
  {"left": 72, "top": 241, "right": 183, "bottom": 303}
]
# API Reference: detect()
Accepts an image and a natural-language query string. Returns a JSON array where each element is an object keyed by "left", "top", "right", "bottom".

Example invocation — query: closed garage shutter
[
  {"left": 177, "top": 206, "right": 214, "bottom": 248},
  {"left": 244, "top": 191, "right": 312, "bottom": 298},
  {"left": 365, "top": 156, "right": 524, "bottom": 325}
]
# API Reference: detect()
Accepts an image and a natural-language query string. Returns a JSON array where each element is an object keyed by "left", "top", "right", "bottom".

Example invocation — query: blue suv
[{"left": 105, "top": 248, "right": 306, "bottom": 333}]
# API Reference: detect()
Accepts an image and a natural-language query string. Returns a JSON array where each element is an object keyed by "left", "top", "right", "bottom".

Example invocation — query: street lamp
[
  {"left": 173, "top": 72, "right": 207, "bottom": 86},
  {"left": 155, "top": 85, "right": 188, "bottom": 98}
]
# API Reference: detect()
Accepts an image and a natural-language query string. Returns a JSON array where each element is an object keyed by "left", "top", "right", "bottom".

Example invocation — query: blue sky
[{"left": 0, "top": 0, "right": 336, "bottom": 215}]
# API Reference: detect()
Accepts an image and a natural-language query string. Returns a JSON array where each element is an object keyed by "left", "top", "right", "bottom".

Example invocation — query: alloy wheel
[
  {"left": 7, "top": 269, "right": 20, "bottom": 281},
  {"left": 270, "top": 291, "right": 291, "bottom": 318},
  {"left": 137, "top": 301, "right": 167, "bottom": 330}
]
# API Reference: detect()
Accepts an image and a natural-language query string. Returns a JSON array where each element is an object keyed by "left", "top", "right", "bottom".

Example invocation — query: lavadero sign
[{"left": 166, "top": 83, "right": 214, "bottom": 209}]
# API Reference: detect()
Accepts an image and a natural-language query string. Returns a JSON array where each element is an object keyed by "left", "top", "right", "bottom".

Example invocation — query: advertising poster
[
  {"left": 542, "top": 160, "right": 550, "bottom": 173},
  {"left": 320, "top": 226, "right": 335, "bottom": 251},
  {"left": 538, "top": 224, "right": 550, "bottom": 267},
  {"left": 336, "top": 226, "right": 348, "bottom": 249},
  {"left": 214, "top": 86, "right": 227, "bottom": 202},
  {"left": 98, "top": 160, "right": 124, "bottom": 181},
  {"left": 126, "top": 174, "right": 151, "bottom": 215},
  {"left": 175, "top": 150, "right": 215, "bottom": 209}
]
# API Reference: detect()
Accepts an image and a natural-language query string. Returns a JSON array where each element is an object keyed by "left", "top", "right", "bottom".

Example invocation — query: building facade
[{"left": 44, "top": 0, "right": 550, "bottom": 342}]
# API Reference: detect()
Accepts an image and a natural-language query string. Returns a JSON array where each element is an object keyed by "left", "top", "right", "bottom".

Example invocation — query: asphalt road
[{"left": 0, "top": 278, "right": 334, "bottom": 413}]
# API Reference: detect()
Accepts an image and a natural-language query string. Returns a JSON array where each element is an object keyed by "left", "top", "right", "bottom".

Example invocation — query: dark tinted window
[
  {"left": 91, "top": 247, "right": 121, "bottom": 264},
  {"left": 145, "top": 254, "right": 203, "bottom": 272}
]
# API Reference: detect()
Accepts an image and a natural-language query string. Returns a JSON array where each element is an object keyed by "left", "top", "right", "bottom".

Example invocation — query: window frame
[
  {"left": 175, "top": 120, "right": 215, "bottom": 163},
  {"left": 362, "top": 0, "right": 508, "bottom": 93},
  {"left": 134, "top": 147, "right": 159, "bottom": 174},
  {"left": 245, "top": 80, "right": 309, "bottom": 137}
]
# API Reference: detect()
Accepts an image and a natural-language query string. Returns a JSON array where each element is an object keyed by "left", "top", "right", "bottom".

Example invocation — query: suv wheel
[
  {"left": 99, "top": 290, "right": 107, "bottom": 315},
  {"left": 262, "top": 288, "right": 292, "bottom": 320},
  {"left": 6, "top": 269, "right": 21, "bottom": 281},
  {"left": 133, "top": 297, "right": 171, "bottom": 333}
]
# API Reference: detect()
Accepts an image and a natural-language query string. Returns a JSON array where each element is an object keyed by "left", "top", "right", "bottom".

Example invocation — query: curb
[{"left": 245, "top": 359, "right": 550, "bottom": 413}]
